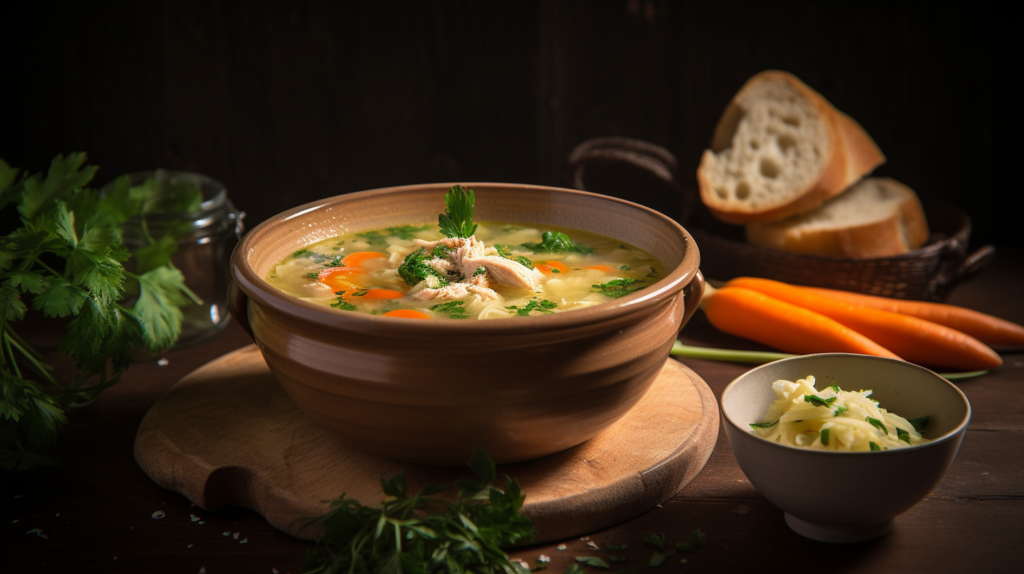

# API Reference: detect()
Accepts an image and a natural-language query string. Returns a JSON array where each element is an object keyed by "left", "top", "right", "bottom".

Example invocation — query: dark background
[{"left": 4, "top": 0, "right": 1021, "bottom": 249}]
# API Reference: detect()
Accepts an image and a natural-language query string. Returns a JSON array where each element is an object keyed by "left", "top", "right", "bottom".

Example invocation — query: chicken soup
[{"left": 266, "top": 186, "right": 667, "bottom": 319}]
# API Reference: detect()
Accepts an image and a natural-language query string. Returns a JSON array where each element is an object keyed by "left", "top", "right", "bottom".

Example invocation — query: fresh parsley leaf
[
  {"left": 649, "top": 551, "right": 675, "bottom": 567},
  {"left": 643, "top": 532, "right": 667, "bottom": 550},
  {"left": 302, "top": 272, "right": 318, "bottom": 279},
  {"left": 515, "top": 255, "right": 534, "bottom": 269},
  {"left": 506, "top": 300, "right": 557, "bottom": 317},
  {"left": 431, "top": 300, "right": 470, "bottom": 319},
  {"left": 494, "top": 244, "right": 513, "bottom": 258},
  {"left": 804, "top": 394, "right": 837, "bottom": 408},
  {"left": 18, "top": 153, "right": 97, "bottom": 220},
  {"left": 562, "top": 565, "right": 586, "bottom": 574},
  {"left": 330, "top": 299, "right": 357, "bottom": 311},
  {"left": 387, "top": 224, "right": 432, "bottom": 239},
  {"left": 398, "top": 247, "right": 449, "bottom": 287},
  {"left": 130, "top": 266, "right": 194, "bottom": 352},
  {"left": 909, "top": 416, "right": 930, "bottom": 433},
  {"left": 433, "top": 244, "right": 452, "bottom": 258},
  {"left": 520, "top": 231, "right": 595, "bottom": 254},
  {"left": 619, "top": 264, "right": 630, "bottom": 270},
  {"left": 301, "top": 449, "right": 535, "bottom": 574},
  {"left": 866, "top": 416, "right": 889, "bottom": 435},
  {"left": 592, "top": 278, "right": 645, "bottom": 298},
  {"left": 603, "top": 543, "right": 629, "bottom": 551},
  {"left": 675, "top": 527, "right": 708, "bottom": 552},
  {"left": 438, "top": 185, "right": 478, "bottom": 238},
  {"left": 473, "top": 266, "right": 487, "bottom": 277},
  {"left": 749, "top": 420, "right": 779, "bottom": 429},
  {"left": 575, "top": 557, "right": 611, "bottom": 569}
]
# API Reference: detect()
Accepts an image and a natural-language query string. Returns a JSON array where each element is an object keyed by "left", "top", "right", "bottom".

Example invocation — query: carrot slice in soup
[
  {"left": 536, "top": 261, "right": 570, "bottom": 275},
  {"left": 342, "top": 251, "right": 386, "bottom": 268},
  {"left": 582, "top": 265, "right": 614, "bottom": 273},
  {"left": 341, "top": 288, "right": 404, "bottom": 301},
  {"left": 382, "top": 309, "right": 431, "bottom": 319},
  {"left": 318, "top": 266, "right": 363, "bottom": 291}
]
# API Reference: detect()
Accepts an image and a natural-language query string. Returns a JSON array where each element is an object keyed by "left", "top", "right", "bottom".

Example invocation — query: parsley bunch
[
  {"left": 0, "top": 154, "right": 198, "bottom": 474},
  {"left": 302, "top": 449, "right": 536, "bottom": 574}
]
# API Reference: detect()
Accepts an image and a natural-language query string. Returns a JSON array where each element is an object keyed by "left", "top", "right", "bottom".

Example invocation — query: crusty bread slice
[
  {"left": 697, "top": 71, "right": 885, "bottom": 224},
  {"left": 745, "top": 177, "right": 930, "bottom": 258}
]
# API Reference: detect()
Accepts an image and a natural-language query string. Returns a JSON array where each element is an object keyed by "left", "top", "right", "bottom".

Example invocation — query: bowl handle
[
  {"left": 681, "top": 269, "right": 705, "bottom": 328},
  {"left": 227, "top": 280, "right": 255, "bottom": 342}
]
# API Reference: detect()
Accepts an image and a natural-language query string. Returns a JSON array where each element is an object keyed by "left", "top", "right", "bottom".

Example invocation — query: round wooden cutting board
[{"left": 134, "top": 345, "right": 718, "bottom": 543}]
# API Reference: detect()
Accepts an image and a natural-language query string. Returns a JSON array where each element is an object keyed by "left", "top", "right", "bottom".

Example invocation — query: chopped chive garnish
[
  {"left": 909, "top": 416, "right": 930, "bottom": 433},
  {"left": 833, "top": 405, "right": 848, "bottom": 416},
  {"left": 805, "top": 394, "right": 837, "bottom": 408},
  {"left": 749, "top": 420, "right": 779, "bottom": 429},
  {"left": 866, "top": 417, "right": 888, "bottom": 435},
  {"left": 828, "top": 384, "right": 840, "bottom": 392},
  {"left": 896, "top": 427, "right": 911, "bottom": 444},
  {"left": 870, "top": 442, "right": 882, "bottom": 451},
  {"left": 821, "top": 428, "right": 830, "bottom": 446}
]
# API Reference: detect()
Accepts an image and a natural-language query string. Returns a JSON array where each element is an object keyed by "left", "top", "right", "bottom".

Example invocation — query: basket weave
[{"left": 567, "top": 137, "right": 994, "bottom": 302}]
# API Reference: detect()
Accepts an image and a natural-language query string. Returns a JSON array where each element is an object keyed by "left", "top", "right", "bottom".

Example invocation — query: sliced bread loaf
[
  {"left": 745, "top": 177, "right": 930, "bottom": 258},
  {"left": 697, "top": 71, "right": 885, "bottom": 224}
]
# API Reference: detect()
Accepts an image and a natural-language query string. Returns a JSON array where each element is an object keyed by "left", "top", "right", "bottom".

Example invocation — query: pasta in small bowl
[{"left": 721, "top": 353, "right": 970, "bottom": 543}]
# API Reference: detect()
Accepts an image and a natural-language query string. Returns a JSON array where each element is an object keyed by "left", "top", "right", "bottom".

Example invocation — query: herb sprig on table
[
  {"left": 0, "top": 153, "right": 198, "bottom": 474},
  {"left": 302, "top": 449, "right": 536, "bottom": 574}
]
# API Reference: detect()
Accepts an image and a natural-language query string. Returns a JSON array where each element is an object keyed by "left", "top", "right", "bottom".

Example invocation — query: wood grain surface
[
  {"left": 4, "top": 248, "right": 1023, "bottom": 573},
  {"left": 134, "top": 347, "right": 718, "bottom": 543}
]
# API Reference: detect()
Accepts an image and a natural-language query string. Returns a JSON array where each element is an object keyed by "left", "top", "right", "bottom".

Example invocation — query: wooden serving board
[{"left": 134, "top": 345, "right": 718, "bottom": 543}]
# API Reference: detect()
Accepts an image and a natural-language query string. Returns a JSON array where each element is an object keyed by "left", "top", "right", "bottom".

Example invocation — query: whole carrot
[
  {"left": 797, "top": 285, "right": 1024, "bottom": 348},
  {"left": 701, "top": 285, "right": 903, "bottom": 360},
  {"left": 726, "top": 277, "right": 1003, "bottom": 371}
]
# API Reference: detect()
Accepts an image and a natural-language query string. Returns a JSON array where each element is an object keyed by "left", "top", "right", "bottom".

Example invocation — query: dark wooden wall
[{"left": 4, "top": 0, "right": 1021, "bottom": 247}]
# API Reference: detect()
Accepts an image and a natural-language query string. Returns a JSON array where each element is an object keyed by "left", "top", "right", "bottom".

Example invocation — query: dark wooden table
[{"left": 5, "top": 249, "right": 1023, "bottom": 573}]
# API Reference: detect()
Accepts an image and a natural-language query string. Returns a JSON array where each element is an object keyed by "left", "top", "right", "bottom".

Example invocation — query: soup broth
[{"left": 266, "top": 189, "right": 668, "bottom": 320}]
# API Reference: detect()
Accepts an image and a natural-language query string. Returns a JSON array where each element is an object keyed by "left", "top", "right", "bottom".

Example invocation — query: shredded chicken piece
[
  {"left": 463, "top": 255, "right": 543, "bottom": 291},
  {"left": 412, "top": 283, "right": 500, "bottom": 302}
]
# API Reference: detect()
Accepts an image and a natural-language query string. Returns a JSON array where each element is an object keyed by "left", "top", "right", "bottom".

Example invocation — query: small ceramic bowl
[
  {"left": 721, "top": 353, "right": 970, "bottom": 543},
  {"left": 229, "top": 183, "right": 704, "bottom": 465}
]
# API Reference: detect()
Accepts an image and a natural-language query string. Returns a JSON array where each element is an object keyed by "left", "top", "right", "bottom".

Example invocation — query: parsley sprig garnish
[
  {"left": 0, "top": 153, "right": 199, "bottom": 473},
  {"left": 398, "top": 247, "right": 449, "bottom": 287},
  {"left": 301, "top": 449, "right": 535, "bottom": 574},
  {"left": 438, "top": 185, "right": 478, "bottom": 239},
  {"left": 520, "top": 231, "right": 595, "bottom": 254}
]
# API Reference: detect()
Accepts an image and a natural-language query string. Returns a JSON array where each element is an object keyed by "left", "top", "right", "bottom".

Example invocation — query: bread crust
[
  {"left": 697, "top": 71, "right": 885, "bottom": 224},
  {"left": 745, "top": 178, "right": 929, "bottom": 259}
]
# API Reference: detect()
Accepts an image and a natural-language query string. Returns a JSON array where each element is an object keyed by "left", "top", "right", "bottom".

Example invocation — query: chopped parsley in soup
[{"left": 265, "top": 186, "right": 668, "bottom": 319}]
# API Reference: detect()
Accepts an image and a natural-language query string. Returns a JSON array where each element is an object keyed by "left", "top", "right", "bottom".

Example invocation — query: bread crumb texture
[{"left": 702, "top": 77, "right": 830, "bottom": 213}]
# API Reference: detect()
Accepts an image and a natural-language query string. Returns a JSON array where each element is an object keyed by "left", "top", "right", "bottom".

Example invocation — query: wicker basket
[{"left": 567, "top": 137, "right": 995, "bottom": 302}]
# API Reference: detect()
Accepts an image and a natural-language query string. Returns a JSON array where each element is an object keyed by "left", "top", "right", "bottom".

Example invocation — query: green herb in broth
[
  {"left": 398, "top": 247, "right": 449, "bottom": 287},
  {"left": 506, "top": 299, "right": 558, "bottom": 317},
  {"left": 438, "top": 185, "right": 477, "bottom": 238},
  {"left": 431, "top": 300, "right": 470, "bottom": 319},
  {"left": 520, "top": 230, "right": 596, "bottom": 254},
  {"left": 592, "top": 278, "right": 645, "bottom": 298}
]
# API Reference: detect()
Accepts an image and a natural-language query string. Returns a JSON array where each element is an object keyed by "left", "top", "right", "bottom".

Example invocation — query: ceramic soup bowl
[
  {"left": 229, "top": 183, "right": 703, "bottom": 465},
  {"left": 721, "top": 353, "right": 971, "bottom": 543}
]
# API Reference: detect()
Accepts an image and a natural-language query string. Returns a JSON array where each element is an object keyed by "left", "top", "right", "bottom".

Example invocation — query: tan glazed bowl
[
  {"left": 722, "top": 354, "right": 971, "bottom": 543},
  {"left": 229, "top": 183, "right": 704, "bottom": 465}
]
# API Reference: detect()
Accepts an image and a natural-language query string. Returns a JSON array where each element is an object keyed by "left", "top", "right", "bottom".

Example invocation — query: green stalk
[{"left": 670, "top": 341, "right": 989, "bottom": 382}]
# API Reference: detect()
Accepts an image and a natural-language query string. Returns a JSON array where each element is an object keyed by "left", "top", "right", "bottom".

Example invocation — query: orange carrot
[
  {"left": 582, "top": 265, "right": 614, "bottom": 273},
  {"left": 794, "top": 285, "right": 1024, "bottom": 348},
  {"left": 382, "top": 309, "right": 431, "bottom": 319},
  {"left": 702, "top": 286, "right": 903, "bottom": 360},
  {"left": 342, "top": 251, "right": 386, "bottom": 268},
  {"left": 318, "top": 267, "right": 363, "bottom": 291},
  {"left": 725, "top": 277, "right": 1002, "bottom": 371},
  {"left": 341, "top": 288, "right": 404, "bottom": 301},
  {"left": 536, "top": 261, "right": 570, "bottom": 275}
]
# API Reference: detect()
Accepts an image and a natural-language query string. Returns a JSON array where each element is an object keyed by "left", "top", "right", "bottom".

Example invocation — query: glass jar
[{"left": 108, "top": 170, "right": 245, "bottom": 350}]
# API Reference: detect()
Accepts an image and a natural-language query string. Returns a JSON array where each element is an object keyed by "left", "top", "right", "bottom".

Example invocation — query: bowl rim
[
  {"left": 720, "top": 353, "right": 972, "bottom": 456},
  {"left": 231, "top": 181, "right": 701, "bottom": 335}
]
